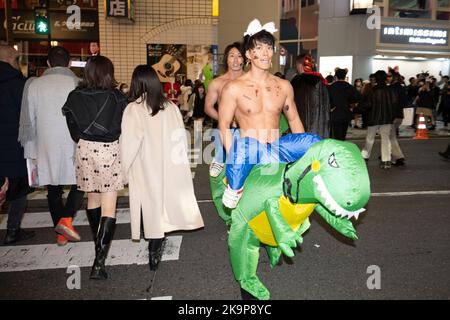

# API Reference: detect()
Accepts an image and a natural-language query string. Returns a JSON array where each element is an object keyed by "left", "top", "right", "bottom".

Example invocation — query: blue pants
[
  {"left": 211, "top": 128, "right": 241, "bottom": 163},
  {"left": 225, "top": 133, "right": 322, "bottom": 190}
]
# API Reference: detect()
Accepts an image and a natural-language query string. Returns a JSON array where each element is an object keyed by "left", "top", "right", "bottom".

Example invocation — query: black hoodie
[{"left": 62, "top": 88, "right": 127, "bottom": 143}]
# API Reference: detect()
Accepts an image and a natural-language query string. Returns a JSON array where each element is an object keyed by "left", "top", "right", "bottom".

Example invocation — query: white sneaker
[
  {"left": 222, "top": 185, "right": 243, "bottom": 209},
  {"left": 209, "top": 159, "right": 225, "bottom": 177}
]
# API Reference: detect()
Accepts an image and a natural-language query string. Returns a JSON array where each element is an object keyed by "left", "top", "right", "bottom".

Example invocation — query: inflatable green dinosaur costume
[{"left": 210, "top": 139, "right": 371, "bottom": 299}]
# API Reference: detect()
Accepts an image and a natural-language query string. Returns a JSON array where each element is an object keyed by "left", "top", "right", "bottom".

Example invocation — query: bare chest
[{"left": 236, "top": 83, "right": 286, "bottom": 115}]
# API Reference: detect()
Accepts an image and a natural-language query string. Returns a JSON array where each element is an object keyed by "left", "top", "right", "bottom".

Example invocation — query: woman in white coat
[{"left": 120, "top": 65, "right": 204, "bottom": 271}]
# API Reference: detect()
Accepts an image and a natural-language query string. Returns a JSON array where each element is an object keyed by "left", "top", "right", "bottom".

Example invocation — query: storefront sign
[
  {"left": 380, "top": 25, "right": 449, "bottom": 46},
  {"left": 105, "top": 0, "right": 134, "bottom": 21},
  {"left": 0, "top": 10, "right": 99, "bottom": 41}
]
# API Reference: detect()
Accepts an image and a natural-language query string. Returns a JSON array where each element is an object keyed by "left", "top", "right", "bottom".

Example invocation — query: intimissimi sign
[{"left": 380, "top": 25, "right": 449, "bottom": 46}]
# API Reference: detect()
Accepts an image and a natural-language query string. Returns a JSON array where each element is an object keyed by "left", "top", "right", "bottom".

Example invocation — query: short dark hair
[
  {"left": 129, "top": 65, "right": 169, "bottom": 117},
  {"left": 48, "top": 46, "right": 70, "bottom": 67},
  {"left": 335, "top": 68, "right": 348, "bottom": 80},
  {"left": 443, "top": 75, "right": 450, "bottom": 80},
  {"left": 374, "top": 70, "right": 387, "bottom": 85},
  {"left": 325, "top": 75, "right": 335, "bottom": 84},
  {"left": 78, "top": 55, "right": 117, "bottom": 90},
  {"left": 243, "top": 30, "right": 275, "bottom": 52},
  {"left": 223, "top": 42, "right": 244, "bottom": 70}
]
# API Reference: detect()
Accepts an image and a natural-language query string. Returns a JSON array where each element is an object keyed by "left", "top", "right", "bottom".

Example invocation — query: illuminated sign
[
  {"left": 105, "top": 0, "right": 134, "bottom": 21},
  {"left": 380, "top": 25, "right": 449, "bottom": 46},
  {"left": 350, "top": 0, "right": 373, "bottom": 14}
]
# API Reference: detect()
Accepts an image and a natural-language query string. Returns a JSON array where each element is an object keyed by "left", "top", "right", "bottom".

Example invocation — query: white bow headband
[{"left": 243, "top": 19, "right": 278, "bottom": 37}]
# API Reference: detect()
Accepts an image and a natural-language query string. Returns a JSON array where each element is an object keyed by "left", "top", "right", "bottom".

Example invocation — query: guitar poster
[{"left": 147, "top": 44, "right": 187, "bottom": 83}]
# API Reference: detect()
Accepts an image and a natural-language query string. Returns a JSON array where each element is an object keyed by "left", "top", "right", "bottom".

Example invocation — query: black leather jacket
[
  {"left": 358, "top": 84, "right": 397, "bottom": 126},
  {"left": 62, "top": 88, "right": 127, "bottom": 143}
]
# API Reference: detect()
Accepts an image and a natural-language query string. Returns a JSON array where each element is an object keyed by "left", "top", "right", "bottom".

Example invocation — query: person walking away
[
  {"left": 387, "top": 68, "right": 407, "bottom": 166},
  {"left": 24, "top": 46, "right": 84, "bottom": 246},
  {"left": 328, "top": 68, "right": 361, "bottom": 140},
  {"left": 62, "top": 56, "right": 127, "bottom": 279},
  {"left": 120, "top": 65, "right": 204, "bottom": 271},
  {"left": 0, "top": 44, "right": 35, "bottom": 244},
  {"left": 357, "top": 70, "right": 397, "bottom": 170}
]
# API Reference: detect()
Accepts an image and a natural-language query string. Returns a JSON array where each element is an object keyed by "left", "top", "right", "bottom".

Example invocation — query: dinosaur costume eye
[{"left": 328, "top": 153, "right": 339, "bottom": 168}]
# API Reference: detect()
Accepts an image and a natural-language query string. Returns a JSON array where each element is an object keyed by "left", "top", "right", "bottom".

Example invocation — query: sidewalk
[{"left": 346, "top": 121, "right": 450, "bottom": 140}]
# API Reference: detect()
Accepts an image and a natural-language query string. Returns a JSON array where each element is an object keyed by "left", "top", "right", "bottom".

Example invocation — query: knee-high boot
[
  {"left": 90, "top": 217, "right": 116, "bottom": 280},
  {"left": 148, "top": 237, "right": 166, "bottom": 271},
  {"left": 86, "top": 207, "right": 101, "bottom": 241}
]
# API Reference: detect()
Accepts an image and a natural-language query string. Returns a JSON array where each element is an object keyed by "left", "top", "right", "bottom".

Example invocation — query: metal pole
[
  {"left": 46, "top": 0, "right": 51, "bottom": 49},
  {"left": 4, "top": 0, "right": 14, "bottom": 45}
]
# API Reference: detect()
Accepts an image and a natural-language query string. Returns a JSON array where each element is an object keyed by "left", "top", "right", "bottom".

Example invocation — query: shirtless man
[
  {"left": 219, "top": 20, "right": 321, "bottom": 208},
  {"left": 205, "top": 42, "right": 244, "bottom": 177}
]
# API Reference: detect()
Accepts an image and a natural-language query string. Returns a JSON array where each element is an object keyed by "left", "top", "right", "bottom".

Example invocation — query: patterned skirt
[{"left": 75, "top": 139, "right": 124, "bottom": 192}]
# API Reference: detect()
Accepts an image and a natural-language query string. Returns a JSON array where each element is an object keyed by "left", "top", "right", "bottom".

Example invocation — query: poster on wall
[
  {"left": 147, "top": 44, "right": 216, "bottom": 84},
  {"left": 186, "top": 45, "right": 214, "bottom": 83},
  {"left": 147, "top": 44, "right": 187, "bottom": 83}
]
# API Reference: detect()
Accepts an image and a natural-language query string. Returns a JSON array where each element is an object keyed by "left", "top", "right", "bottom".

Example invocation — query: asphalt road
[{"left": 1, "top": 137, "right": 449, "bottom": 300}]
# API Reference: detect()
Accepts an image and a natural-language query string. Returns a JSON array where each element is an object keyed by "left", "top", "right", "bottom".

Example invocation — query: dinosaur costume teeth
[{"left": 313, "top": 175, "right": 366, "bottom": 220}]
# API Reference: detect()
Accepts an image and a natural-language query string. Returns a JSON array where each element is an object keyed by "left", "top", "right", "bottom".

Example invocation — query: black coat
[
  {"left": 328, "top": 81, "right": 361, "bottom": 122},
  {"left": 357, "top": 84, "right": 397, "bottom": 126},
  {"left": 0, "top": 61, "right": 27, "bottom": 178},
  {"left": 62, "top": 88, "right": 128, "bottom": 143},
  {"left": 291, "top": 73, "right": 330, "bottom": 138},
  {"left": 389, "top": 82, "right": 408, "bottom": 119}
]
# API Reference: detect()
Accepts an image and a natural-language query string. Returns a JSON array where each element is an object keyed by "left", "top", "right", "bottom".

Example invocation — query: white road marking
[
  {"left": 371, "top": 190, "right": 450, "bottom": 197},
  {"left": 0, "top": 236, "right": 182, "bottom": 273},
  {"left": 151, "top": 296, "right": 173, "bottom": 300},
  {"left": 0, "top": 208, "right": 131, "bottom": 230}
]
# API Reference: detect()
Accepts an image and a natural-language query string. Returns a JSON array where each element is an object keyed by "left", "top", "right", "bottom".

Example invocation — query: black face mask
[{"left": 283, "top": 164, "right": 312, "bottom": 204}]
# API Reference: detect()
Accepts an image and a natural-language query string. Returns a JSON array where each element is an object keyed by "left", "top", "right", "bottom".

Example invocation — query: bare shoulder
[
  {"left": 273, "top": 76, "right": 292, "bottom": 90},
  {"left": 222, "top": 78, "right": 243, "bottom": 96}
]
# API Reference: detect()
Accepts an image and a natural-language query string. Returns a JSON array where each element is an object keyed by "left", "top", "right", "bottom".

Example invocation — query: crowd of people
[
  {"left": 1, "top": 24, "right": 449, "bottom": 294},
  {"left": 0, "top": 44, "right": 204, "bottom": 279}
]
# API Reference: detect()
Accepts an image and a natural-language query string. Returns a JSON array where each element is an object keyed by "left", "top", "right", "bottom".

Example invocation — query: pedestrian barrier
[{"left": 413, "top": 113, "right": 429, "bottom": 140}]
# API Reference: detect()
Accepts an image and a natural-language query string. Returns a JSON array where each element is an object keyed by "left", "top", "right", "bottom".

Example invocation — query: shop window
[
  {"left": 437, "top": 11, "right": 450, "bottom": 20},
  {"left": 389, "top": 0, "right": 431, "bottom": 19},
  {"left": 438, "top": 0, "right": 450, "bottom": 7}
]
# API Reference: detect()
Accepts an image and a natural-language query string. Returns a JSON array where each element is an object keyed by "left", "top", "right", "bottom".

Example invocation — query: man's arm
[
  {"left": 283, "top": 81, "right": 305, "bottom": 133},
  {"left": 218, "top": 82, "right": 238, "bottom": 153},
  {"left": 205, "top": 79, "right": 220, "bottom": 121}
]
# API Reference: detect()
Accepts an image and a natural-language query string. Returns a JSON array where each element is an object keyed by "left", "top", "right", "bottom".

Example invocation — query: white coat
[
  {"left": 24, "top": 67, "right": 79, "bottom": 186},
  {"left": 120, "top": 99, "right": 204, "bottom": 240}
]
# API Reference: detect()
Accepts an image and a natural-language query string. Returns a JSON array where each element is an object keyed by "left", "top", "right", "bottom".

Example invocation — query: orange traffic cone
[{"left": 414, "top": 113, "right": 429, "bottom": 140}]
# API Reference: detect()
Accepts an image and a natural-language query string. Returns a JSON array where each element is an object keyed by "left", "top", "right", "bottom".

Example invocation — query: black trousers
[
  {"left": 331, "top": 120, "right": 349, "bottom": 141},
  {"left": 47, "top": 185, "right": 84, "bottom": 226},
  {"left": 6, "top": 195, "right": 27, "bottom": 230}
]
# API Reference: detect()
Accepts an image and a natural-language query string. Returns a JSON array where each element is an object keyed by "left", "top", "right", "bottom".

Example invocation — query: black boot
[
  {"left": 148, "top": 237, "right": 165, "bottom": 271},
  {"left": 438, "top": 144, "right": 450, "bottom": 160},
  {"left": 90, "top": 217, "right": 116, "bottom": 280},
  {"left": 4, "top": 228, "right": 35, "bottom": 245},
  {"left": 86, "top": 207, "right": 101, "bottom": 241}
]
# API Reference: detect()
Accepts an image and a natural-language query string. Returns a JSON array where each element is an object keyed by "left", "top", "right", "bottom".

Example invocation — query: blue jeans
[{"left": 225, "top": 133, "right": 322, "bottom": 190}]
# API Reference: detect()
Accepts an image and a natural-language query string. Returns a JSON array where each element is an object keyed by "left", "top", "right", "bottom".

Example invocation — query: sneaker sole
[
  {"left": 55, "top": 225, "right": 81, "bottom": 242},
  {"left": 57, "top": 240, "right": 68, "bottom": 246}
]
